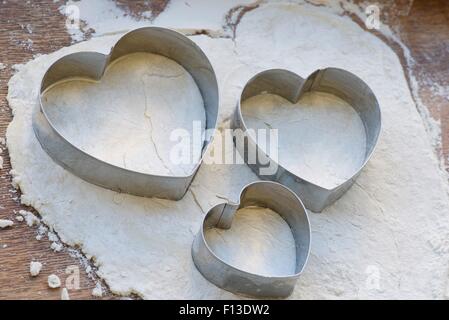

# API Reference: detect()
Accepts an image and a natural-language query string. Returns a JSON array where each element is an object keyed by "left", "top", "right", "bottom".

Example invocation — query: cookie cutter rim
[
  {"left": 33, "top": 26, "right": 219, "bottom": 200},
  {"left": 192, "top": 181, "right": 311, "bottom": 298},
  {"left": 234, "top": 68, "right": 381, "bottom": 212}
]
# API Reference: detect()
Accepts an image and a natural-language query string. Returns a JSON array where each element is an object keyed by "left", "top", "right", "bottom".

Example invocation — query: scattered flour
[
  {"left": 59, "top": 0, "right": 253, "bottom": 41},
  {"left": 15, "top": 215, "right": 24, "bottom": 222},
  {"left": 30, "top": 261, "right": 43, "bottom": 277},
  {"left": 0, "top": 219, "right": 13, "bottom": 229},
  {"left": 47, "top": 231, "right": 58, "bottom": 242},
  {"left": 19, "top": 210, "right": 39, "bottom": 227},
  {"left": 155, "top": 0, "right": 255, "bottom": 35},
  {"left": 36, "top": 224, "right": 48, "bottom": 241},
  {"left": 92, "top": 283, "right": 103, "bottom": 298},
  {"left": 48, "top": 274, "right": 61, "bottom": 289},
  {"left": 5, "top": 1, "right": 449, "bottom": 299},
  {"left": 0, "top": 156, "right": 3, "bottom": 170},
  {"left": 51, "top": 242, "right": 63, "bottom": 252}
]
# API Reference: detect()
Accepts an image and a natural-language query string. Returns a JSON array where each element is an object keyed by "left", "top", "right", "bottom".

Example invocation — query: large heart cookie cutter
[
  {"left": 33, "top": 27, "right": 219, "bottom": 200},
  {"left": 192, "top": 181, "right": 311, "bottom": 298},
  {"left": 234, "top": 68, "right": 381, "bottom": 212}
]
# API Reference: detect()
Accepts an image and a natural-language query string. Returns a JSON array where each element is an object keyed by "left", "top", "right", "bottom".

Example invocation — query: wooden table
[{"left": 0, "top": 0, "right": 447, "bottom": 299}]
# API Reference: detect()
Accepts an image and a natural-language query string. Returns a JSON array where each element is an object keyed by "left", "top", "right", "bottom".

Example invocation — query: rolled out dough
[{"left": 6, "top": 2, "right": 449, "bottom": 299}]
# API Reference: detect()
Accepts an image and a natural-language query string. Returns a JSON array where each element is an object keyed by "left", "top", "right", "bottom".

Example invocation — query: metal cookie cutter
[
  {"left": 234, "top": 68, "right": 381, "bottom": 212},
  {"left": 33, "top": 27, "right": 219, "bottom": 200},
  {"left": 192, "top": 181, "right": 311, "bottom": 298}
]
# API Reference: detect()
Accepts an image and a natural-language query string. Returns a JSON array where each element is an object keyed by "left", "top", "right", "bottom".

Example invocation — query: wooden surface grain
[{"left": 0, "top": 0, "right": 448, "bottom": 300}]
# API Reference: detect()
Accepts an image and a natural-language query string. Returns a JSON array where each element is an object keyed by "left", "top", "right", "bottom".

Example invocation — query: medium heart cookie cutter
[
  {"left": 192, "top": 181, "right": 311, "bottom": 298},
  {"left": 234, "top": 68, "right": 381, "bottom": 212},
  {"left": 33, "top": 27, "right": 219, "bottom": 200}
]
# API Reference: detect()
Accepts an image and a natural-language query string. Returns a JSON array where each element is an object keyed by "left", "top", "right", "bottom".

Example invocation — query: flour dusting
[
  {"left": 29, "top": 261, "right": 43, "bottom": 277},
  {"left": 47, "top": 274, "right": 61, "bottom": 289},
  {"left": 0, "top": 219, "right": 14, "bottom": 229},
  {"left": 6, "top": 1, "right": 449, "bottom": 299}
]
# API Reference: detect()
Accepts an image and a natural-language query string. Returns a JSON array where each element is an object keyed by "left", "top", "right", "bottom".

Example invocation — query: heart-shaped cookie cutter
[
  {"left": 33, "top": 27, "right": 219, "bottom": 200},
  {"left": 192, "top": 181, "right": 311, "bottom": 298},
  {"left": 234, "top": 68, "right": 381, "bottom": 212}
]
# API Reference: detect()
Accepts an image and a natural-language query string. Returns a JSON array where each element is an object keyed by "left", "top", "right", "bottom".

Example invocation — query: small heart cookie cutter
[
  {"left": 33, "top": 27, "right": 219, "bottom": 200},
  {"left": 234, "top": 68, "right": 381, "bottom": 212},
  {"left": 192, "top": 181, "right": 311, "bottom": 298}
]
